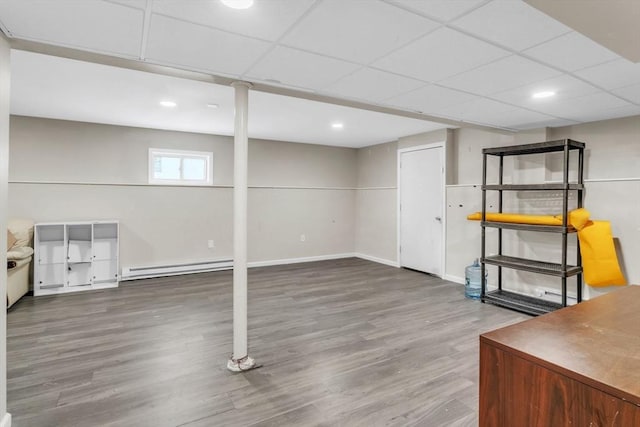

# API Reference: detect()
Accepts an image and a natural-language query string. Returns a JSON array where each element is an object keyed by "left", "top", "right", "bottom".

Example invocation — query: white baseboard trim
[
  {"left": 121, "top": 259, "right": 233, "bottom": 281},
  {"left": 247, "top": 253, "right": 354, "bottom": 268},
  {"left": 123, "top": 252, "right": 405, "bottom": 281},
  {"left": 1, "top": 412, "right": 12, "bottom": 427},
  {"left": 354, "top": 253, "right": 399, "bottom": 268},
  {"left": 124, "top": 255, "right": 357, "bottom": 281},
  {"left": 444, "top": 274, "right": 465, "bottom": 285}
]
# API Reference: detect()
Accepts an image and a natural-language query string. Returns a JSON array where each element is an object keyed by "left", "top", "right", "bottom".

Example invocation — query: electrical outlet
[
  {"left": 300, "top": 234, "right": 306, "bottom": 242},
  {"left": 207, "top": 240, "right": 215, "bottom": 249}
]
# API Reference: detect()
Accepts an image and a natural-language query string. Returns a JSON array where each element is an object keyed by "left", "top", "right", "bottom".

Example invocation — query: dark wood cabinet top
[{"left": 481, "top": 286, "right": 640, "bottom": 405}]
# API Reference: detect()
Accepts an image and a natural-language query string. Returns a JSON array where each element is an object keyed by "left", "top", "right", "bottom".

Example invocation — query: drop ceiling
[
  {"left": 11, "top": 50, "right": 449, "bottom": 148},
  {"left": 1, "top": 0, "right": 640, "bottom": 147}
]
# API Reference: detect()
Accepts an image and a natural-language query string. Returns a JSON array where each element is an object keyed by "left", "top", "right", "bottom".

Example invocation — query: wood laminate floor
[{"left": 7, "top": 258, "right": 527, "bottom": 426}]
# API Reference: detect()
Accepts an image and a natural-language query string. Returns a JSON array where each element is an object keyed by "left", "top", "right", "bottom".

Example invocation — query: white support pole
[
  {"left": 227, "top": 81, "right": 256, "bottom": 372},
  {"left": 0, "top": 35, "right": 11, "bottom": 426}
]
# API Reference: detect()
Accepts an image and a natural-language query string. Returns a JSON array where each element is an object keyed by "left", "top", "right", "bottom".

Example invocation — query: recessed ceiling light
[
  {"left": 220, "top": 0, "right": 254, "bottom": 9},
  {"left": 207, "top": 103, "right": 219, "bottom": 109},
  {"left": 159, "top": 100, "right": 177, "bottom": 107},
  {"left": 331, "top": 122, "right": 344, "bottom": 130},
  {"left": 532, "top": 91, "right": 556, "bottom": 99}
]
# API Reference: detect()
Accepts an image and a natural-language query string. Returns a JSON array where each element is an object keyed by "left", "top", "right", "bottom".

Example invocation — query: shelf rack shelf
[
  {"left": 480, "top": 138, "right": 585, "bottom": 316},
  {"left": 483, "top": 289, "right": 562, "bottom": 316},
  {"left": 483, "top": 255, "right": 582, "bottom": 277},
  {"left": 481, "top": 221, "right": 575, "bottom": 233},
  {"left": 483, "top": 183, "right": 584, "bottom": 191}
]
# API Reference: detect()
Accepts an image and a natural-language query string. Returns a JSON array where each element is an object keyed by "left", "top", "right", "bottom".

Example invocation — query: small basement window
[{"left": 148, "top": 148, "right": 213, "bottom": 185}]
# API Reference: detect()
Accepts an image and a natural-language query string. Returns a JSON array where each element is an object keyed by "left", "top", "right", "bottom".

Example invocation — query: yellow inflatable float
[{"left": 467, "top": 208, "right": 626, "bottom": 287}]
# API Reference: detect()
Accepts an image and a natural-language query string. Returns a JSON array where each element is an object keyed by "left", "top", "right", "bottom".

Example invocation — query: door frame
[{"left": 397, "top": 141, "right": 447, "bottom": 277}]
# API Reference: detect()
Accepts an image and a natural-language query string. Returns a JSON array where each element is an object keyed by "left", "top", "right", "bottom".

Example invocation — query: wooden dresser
[{"left": 479, "top": 286, "right": 640, "bottom": 426}]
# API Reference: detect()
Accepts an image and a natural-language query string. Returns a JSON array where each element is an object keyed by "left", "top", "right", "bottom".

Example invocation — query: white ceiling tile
[
  {"left": 0, "top": 0, "right": 144, "bottom": 57},
  {"left": 3, "top": 0, "right": 635, "bottom": 137},
  {"left": 437, "top": 97, "right": 514, "bottom": 122},
  {"left": 523, "top": 31, "right": 619, "bottom": 72},
  {"left": 372, "top": 27, "right": 509, "bottom": 82},
  {"left": 145, "top": 14, "right": 272, "bottom": 77},
  {"left": 106, "top": 0, "right": 147, "bottom": 9},
  {"left": 10, "top": 50, "right": 237, "bottom": 136},
  {"left": 569, "top": 104, "right": 640, "bottom": 123},
  {"left": 540, "top": 92, "right": 632, "bottom": 121},
  {"left": 249, "top": 92, "right": 448, "bottom": 147},
  {"left": 11, "top": 50, "right": 448, "bottom": 148},
  {"left": 612, "top": 83, "right": 640, "bottom": 105},
  {"left": 490, "top": 75, "right": 600, "bottom": 109},
  {"left": 511, "top": 118, "right": 580, "bottom": 130},
  {"left": 324, "top": 68, "right": 425, "bottom": 102},
  {"left": 451, "top": 0, "right": 570, "bottom": 51},
  {"left": 491, "top": 108, "right": 558, "bottom": 128},
  {"left": 245, "top": 46, "right": 360, "bottom": 90},
  {"left": 281, "top": 0, "right": 439, "bottom": 64},
  {"left": 384, "top": 84, "right": 477, "bottom": 113},
  {"left": 439, "top": 55, "right": 563, "bottom": 95},
  {"left": 574, "top": 59, "right": 640, "bottom": 90},
  {"left": 387, "top": 0, "right": 487, "bottom": 22},
  {"left": 151, "top": 0, "right": 315, "bottom": 41}
]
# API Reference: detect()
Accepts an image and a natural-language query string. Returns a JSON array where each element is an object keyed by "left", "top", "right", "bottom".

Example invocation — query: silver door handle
[{"left": 435, "top": 216, "right": 442, "bottom": 221}]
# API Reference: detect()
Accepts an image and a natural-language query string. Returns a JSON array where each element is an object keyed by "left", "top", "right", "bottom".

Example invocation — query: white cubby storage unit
[{"left": 34, "top": 221, "right": 119, "bottom": 296}]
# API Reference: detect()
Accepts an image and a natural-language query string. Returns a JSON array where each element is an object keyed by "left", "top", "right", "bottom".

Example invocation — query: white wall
[
  {"left": 8, "top": 116, "right": 356, "bottom": 270},
  {"left": 0, "top": 33, "right": 10, "bottom": 427}
]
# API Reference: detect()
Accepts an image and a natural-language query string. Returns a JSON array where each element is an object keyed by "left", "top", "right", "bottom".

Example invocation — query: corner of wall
[
  {"left": 446, "top": 128, "right": 457, "bottom": 185},
  {"left": 397, "top": 128, "right": 448, "bottom": 150},
  {"left": 514, "top": 127, "right": 549, "bottom": 144},
  {"left": 354, "top": 139, "right": 398, "bottom": 263}
]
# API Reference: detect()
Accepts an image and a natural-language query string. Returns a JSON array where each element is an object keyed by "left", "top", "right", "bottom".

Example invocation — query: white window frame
[{"left": 148, "top": 148, "right": 213, "bottom": 186}]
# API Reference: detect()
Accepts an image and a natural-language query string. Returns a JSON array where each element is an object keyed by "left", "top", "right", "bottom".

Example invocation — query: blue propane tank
[{"left": 465, "top": 259, "right": 485, "bottom": 300}]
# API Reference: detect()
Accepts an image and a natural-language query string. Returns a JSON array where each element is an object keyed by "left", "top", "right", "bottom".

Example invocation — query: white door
[{"left": 399, "top": 145, "right": 444, "bottom": 276}]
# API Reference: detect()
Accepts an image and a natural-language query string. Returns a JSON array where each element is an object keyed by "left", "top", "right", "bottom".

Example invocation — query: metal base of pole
[{"left": 227, "top": 355, "right": 258, "bottom": 372}]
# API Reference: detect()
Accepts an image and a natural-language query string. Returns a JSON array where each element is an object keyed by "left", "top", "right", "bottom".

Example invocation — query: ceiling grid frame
[
  {"left": 0, "top": 0, "right": 638, "bottom": 137},
  {"left": 138, "top": 0, "right": 154, "bottom": 61},
  {"left": 239, "top": 0, "right": 324, "bottom": 84},
  {"left": 363, "top": 1, "right": 637, "bottom": 124}
]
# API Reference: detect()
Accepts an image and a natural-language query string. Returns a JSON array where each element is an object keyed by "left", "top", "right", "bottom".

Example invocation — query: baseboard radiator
[{"left": 121, "top": 259, "right": 233, "bottom": 281}]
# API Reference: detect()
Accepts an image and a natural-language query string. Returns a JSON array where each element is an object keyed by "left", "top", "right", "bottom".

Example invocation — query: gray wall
[
  {"left": 549, "top": 116, "right": 640, "bottom": 299},
  {"left": 445, "top": 127, "right": 517, "bottom": 284},
  {"left": 354, "top": 117, "right": 640, "bottom": 300},
  {"left": 9, "top": 113, "right": 639, "bottom": 301},
  {"left": 353, "top": 128, "right": 454, "bottom": 265},
  {"left": 397, "top": 128, "right": 448, "bottom": 150},
  {"left": 8, "top": 116, "right": 356, "bottom": 269},
  {"left": 354, "top": 141, "right": 397, "bottom": 263},
  {"left": 447, "top": 120, "right": 640, "bottom": 297},
  {"left": 0, "top": 34, "right": 10, "bottom": 425},
  {"left": 450, "top": 118, "right": 639, "bottom": 298}
]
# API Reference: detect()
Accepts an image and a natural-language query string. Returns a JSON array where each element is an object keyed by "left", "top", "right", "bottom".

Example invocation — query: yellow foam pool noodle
[{"left": 466, "top": 212, "right": 563, "bottom": 226}]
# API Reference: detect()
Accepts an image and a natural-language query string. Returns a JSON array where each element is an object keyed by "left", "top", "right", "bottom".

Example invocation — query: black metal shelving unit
[{"left": 481, "top": 139, "right": 585, "bottom": 316}]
